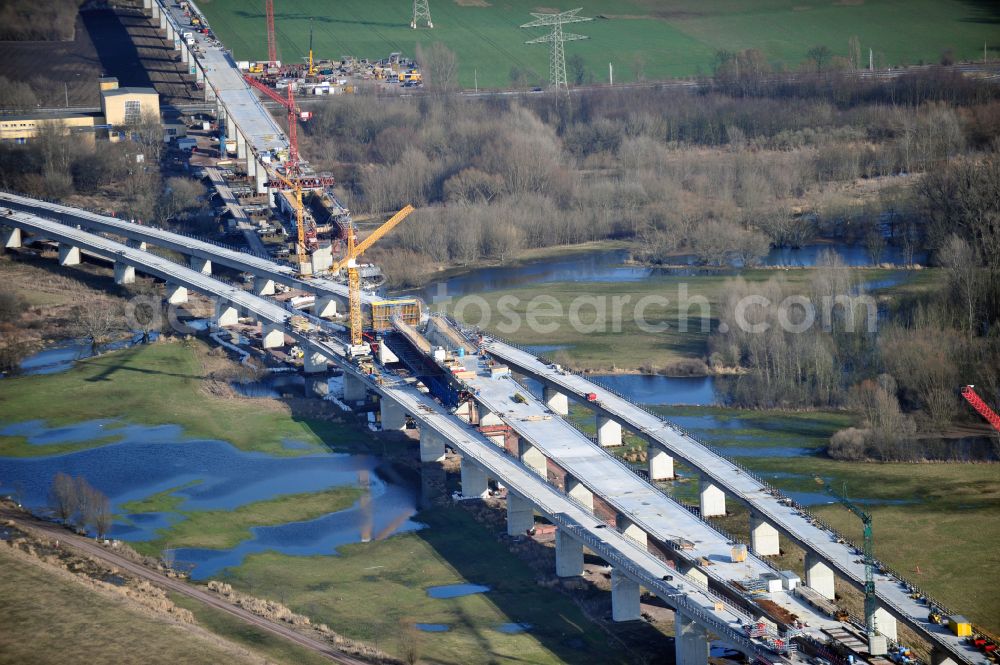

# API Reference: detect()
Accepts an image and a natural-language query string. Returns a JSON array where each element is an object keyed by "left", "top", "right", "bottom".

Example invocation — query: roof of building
[
  {"left": 102, "top": 87, "right": 159, "bottom": 97},
  {"left": 0, "top": 111, "right": 103, "bottom": 122}
]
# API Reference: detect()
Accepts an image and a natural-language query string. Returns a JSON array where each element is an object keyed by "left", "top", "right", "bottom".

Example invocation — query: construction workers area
[{"left": 179, "top": 0, "right": 422, "bottom": 97}]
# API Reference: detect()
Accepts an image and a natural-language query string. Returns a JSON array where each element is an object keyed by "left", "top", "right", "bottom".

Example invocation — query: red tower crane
[
  {"left": 265, "top": 0, "right": 277, "bottom": 66},
  {"left": 244, "top": 74, "right": 333, "bottom": 274},
  {"left": 961, "top": 385, "right": 1000, "bottom": 432}
]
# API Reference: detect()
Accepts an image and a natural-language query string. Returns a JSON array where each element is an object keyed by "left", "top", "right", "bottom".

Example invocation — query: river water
[{"left": 0, "top": 420, "right": 422, "bottom": 579}]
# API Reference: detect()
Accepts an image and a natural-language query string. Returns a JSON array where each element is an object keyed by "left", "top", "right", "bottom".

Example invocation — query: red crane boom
[
  {"left": 961, "top": 386, "right": 1000, "bottom": 432},
  {"left": 265, "top": 0, "right": 277, "bottom": 65},
  {"left": 243, "top": 75, "right": 300, "bottom": 166}
]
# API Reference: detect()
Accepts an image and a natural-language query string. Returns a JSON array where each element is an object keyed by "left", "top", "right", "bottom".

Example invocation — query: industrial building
[{"left": 0, "top": 77, "right": 160, "bottom": 145}]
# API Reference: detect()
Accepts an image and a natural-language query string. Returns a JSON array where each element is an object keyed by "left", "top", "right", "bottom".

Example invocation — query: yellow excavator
[{"left": 330, "top": 204, "right": 415, "bottom": 357}]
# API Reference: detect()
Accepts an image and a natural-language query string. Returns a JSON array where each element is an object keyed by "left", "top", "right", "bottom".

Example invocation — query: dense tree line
[
  {"left": 304, "top": 70, "right": 999, "bottom": 286},
  {"left": 0, "top": 0, "right": 81, "bottom": 41}
]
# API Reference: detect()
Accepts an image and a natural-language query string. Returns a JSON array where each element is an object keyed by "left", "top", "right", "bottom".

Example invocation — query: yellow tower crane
[{"left": 330, "top": 204, "right": 415, "bottom": 353}]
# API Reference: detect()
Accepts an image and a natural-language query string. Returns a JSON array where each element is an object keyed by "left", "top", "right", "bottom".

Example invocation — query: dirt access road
[{"left": 1, "top": 507, "right": 374, "bottom": 665}]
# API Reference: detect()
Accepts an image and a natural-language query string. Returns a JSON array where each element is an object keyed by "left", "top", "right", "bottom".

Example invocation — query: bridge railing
[{"left": 473, "top": 330, "right": 955, "bottom": 620}]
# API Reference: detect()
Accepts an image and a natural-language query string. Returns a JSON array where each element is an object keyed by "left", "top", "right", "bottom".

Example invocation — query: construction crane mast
[
  {"left": 961, "top": 385, "right": 1000, "bottom": 432},
  {"left": 265, "top": 0, "right": 277, "bottom": 66},
  {"left": 816, "top": 478, "right": 885, "bottom": 654},
  {"left": 244, "top": 75, "right": 333, "bottom": 274},
  {"left": 331, "top": 205, "right": 415, "bottom": 352}
]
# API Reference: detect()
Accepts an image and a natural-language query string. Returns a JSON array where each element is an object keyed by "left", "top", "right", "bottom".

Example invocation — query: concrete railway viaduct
[{"left": 1, "top": 199, "right": 988, "bottom": 665}]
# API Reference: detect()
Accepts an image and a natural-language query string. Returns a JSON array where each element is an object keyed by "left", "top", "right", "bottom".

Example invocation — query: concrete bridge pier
[
  {"left": 165, "top": 21, "right": 174, "bottom": 44},
  {"left": 165, "top": 283, "right": 187, "bottom": 305},
  {"left": 142, "top": 0, "right": 151, "bottom": 12},
  {"left": 126, "top": 239, "right": 147, "bottom": 251},
  {"left": 681, "top": 562, "right": 709, "bottom": 587},
  {"left": 460, "top": 458, "right": 488, "bottom": 498},
  {"left": 675, "top": 611, "right": 710, "bottom": 665},
  {"left": 114, "top": 262, "right": 135, "bottom": 285},
  {"left": 930, "top": 647, "right": 961, "bottom": 665},
  {"left": 2, "top": 227, "right": 22, "bottom": 249},
  {"left": 253, "top": 277, "right": 275, "bottom": 296},
  {"left": 617, "top": 515, "right": 647, "bottom": 547},
  {"left": 804, "top": 552, "right": 836, "bottom": 600},
  {"left": 236, "top": 128, "right": 248, "bottom": 161},
  {"left": 303, "top": 350, "right": 328, "bottom": 374},
  {"left": 610, "top": 569, "right": 641, "bottom": 621},
  {"left": 565, "top": 475, "right": 594, "bottom": 511},
  {"left": 648, "top": 446, "right": 674, "bottom": 480},
  {"left": 596, "top": 415, "right": 622, "bottom": 447},
  {"left": 253, "top": 157, "right": 269, "bottom": 195},
  {"left": 158, "top": 7, "right": 167, "bottom": 31},
  {"left": 543, "top": 386, "right": 569, "bottom": 416},
  {"left": 343, "top": 373, "right": 367, "bottom": 403},
  {"left": 555, "top": 529, "right": 584, "bottom": 577},
  {"left": 750, "top": 513, "right": 780, "bottom": 556},
  {"left": 419, "top": 428, "right": 446, "bottom": 463},
  {"left": 698, "top": 477, "right": 726, "bottom": 517},
  {"left": 506, "top": 493, "right": 534, "bottom": 536},
  {"left": 261, "top": 322, "right": 284, "bottom": 349},
  {"left": 58, "top": 244, "right": 80, "bottom": 266},
  {"left": 213, "top": 301, "right": 239, "bottom": 327},
  {"left": 313, "top": 296, "right": 338, "bottom": 318},
  {"left": 379, "top": 397, "right": 407, "bottom": 430},
  {"left": 873, "top": 607, "right": 897, "bottom": 642},
  {"left": 190, "top": 256, "right": 211, "bottom": 275},
  {"left": 518, "top": 439, "right": 547, "bottom": 477}
]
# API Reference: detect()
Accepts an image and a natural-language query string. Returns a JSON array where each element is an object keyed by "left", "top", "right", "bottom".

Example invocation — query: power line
[
  {"left": 521, "top": 8, "right": 591, "bottom": 91},
  {"left": 411, "top": 0, "right": 433, "bottom": 29}
]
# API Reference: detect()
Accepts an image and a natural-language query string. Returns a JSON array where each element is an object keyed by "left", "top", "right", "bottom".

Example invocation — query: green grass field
[
  {"left": 127, "top": 486, "right": 364, "bottom": 555},
  {"left": 224, "top": 507, "right": 634, "bottom": 665},
  {"left": 432, "top": 267, "right": 935, "bottom": 372},
  {"left": 0, "top": 548, "right": 253, "bottom": 665},
  {"left": 195, "top": 0, "right": 999, "bottom": 88},
  {"left": 0, "top": 341, "right": 355, "bottom": 457}
]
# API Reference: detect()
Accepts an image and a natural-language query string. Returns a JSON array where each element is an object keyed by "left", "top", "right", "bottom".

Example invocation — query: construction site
[{"left": 1, "top": 1, "right": 999, "bottom": 664}]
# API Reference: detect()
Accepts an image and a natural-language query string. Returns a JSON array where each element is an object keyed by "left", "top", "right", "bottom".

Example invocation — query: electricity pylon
[
  {"left": 521, "top": 8, "right": 591, "bottom": 91},
  {"left": 411, "top": 0, "right": 433, "bottom": 28}
]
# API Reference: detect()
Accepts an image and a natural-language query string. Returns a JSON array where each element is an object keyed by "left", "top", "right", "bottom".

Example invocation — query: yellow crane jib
[{"left": 331, "top": 204, "right": 415, "bottom": 352}]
